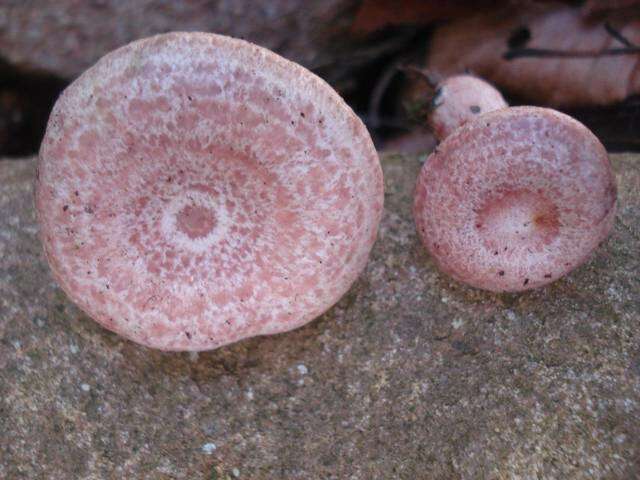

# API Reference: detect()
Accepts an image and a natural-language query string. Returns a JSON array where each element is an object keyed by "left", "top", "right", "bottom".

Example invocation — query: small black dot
[
  {"left": 470, "top": 105, "right": 481, "bottom": 114},
  {"left": 523, "top": 278, "right": 529, "bottom": 285},
  {"left": 62, "top": 205, "right": 69, "bottom": 211},
  {"left": 498, "top": 270, "right": 505, "bottom": 276},
  {"left": 185, "top": 331, "right": 192, "bottom": 339},
  {"left": 300, "top": 112, "right": 305, "bottom": 118},
  {"left": 544, "top": 273, "right": 552, "bottom": 278}
]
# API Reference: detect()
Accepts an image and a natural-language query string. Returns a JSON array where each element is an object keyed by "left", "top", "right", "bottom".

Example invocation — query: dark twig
[
  {"left": 368, "top": 59, "right": 404, "bottom": 130},
  {"left": 504, "top": 46, "right": 640, "bottom": 60},
  {"left": 505, "top": 22, "right": 640, "bottom": 60},
  {"left": 604, "top": 22, "right": 637, "bottom": 48},
  {"left": 399, "top": 65, "right": 441, "bottom": 89}
]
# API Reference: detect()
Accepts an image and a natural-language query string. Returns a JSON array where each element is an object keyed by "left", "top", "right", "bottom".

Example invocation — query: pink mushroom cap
[
  {"left": 429, "top": 75, "right": 508, "bottom": 141},
  {"left": 36, "top": 32, "right": 383, "bottom": 351},
  {"left": 414, "top": 106, "right": 616, "bottom": 292}
]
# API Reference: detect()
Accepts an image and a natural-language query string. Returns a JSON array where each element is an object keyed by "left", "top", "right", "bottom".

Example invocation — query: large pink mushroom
[
  {"left": 36, "top": 32, "right": 383, "bottom": 351},
  {"left": 415, "top": 105, "right": 616, "bottom": 292}
]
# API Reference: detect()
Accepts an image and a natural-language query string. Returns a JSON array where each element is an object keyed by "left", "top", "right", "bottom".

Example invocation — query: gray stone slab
[{"left": 1, "top": 154, "right": 638, "bottom": 479}]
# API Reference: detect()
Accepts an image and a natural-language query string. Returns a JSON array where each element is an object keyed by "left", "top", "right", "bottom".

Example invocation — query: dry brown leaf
[{"left": 427, "top": 5, "right": 640, "bottom": 106}]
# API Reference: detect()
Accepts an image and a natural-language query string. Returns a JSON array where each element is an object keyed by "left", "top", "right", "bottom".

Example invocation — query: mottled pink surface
[
  {"left": 36, "top": 32, "right": 383, "bottom": 351},
  {"left": 429, "top": 75, "right": 507, "bottom": 141},
  {"left": 415, "top": 106, "right": 616, "bottom": 292}
]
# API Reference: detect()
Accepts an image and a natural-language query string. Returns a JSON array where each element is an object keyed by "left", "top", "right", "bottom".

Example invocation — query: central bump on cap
[
  {"left": 176, "top": 204, "right": 217, "bottom": 239},
  {"left": 476, "top": 189, "right": 560, "bottom": 253}
]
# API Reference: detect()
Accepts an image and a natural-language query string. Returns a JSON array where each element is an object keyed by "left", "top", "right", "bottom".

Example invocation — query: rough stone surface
[
  {"left": 0, "top": 0, "right": 358, "bottom": 80},
  {"left": 1, "top": 153, "right": 639, "bottom": 479}
]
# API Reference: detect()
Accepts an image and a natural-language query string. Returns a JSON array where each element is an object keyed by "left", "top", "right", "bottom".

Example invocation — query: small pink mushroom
[
  {"left": 428, "top": 75, "right": 507, "bottom": 141},
  {"left": 36, "top": 32, "right": 383, "bottom": 350},
  {"left": 415, "top": 105, "right": 616, "bottom": 292}
]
